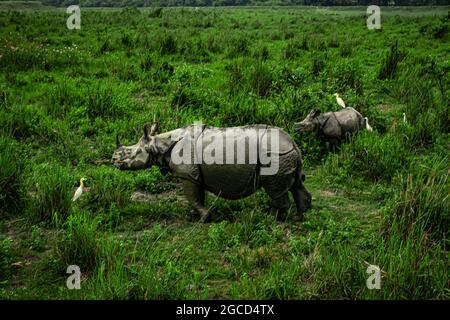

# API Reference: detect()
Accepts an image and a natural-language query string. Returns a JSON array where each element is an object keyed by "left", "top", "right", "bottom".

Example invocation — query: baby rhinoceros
[
  {"left": 294, "top": 107, "right": 373, "bottom": 149},
  {"left": 112, "top": 123, "right": 312, "bottom": 223}
]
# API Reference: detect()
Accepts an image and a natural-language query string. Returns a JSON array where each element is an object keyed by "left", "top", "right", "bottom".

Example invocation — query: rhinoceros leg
[
  {"left": 290, "top": 173, "right": 312, "bottom": 221},
  {"left": 182, "top": 180, "right": 210, "bottom": 223},
  {"left": 270, "top": 193, "right": 291, "bottom": 220}
]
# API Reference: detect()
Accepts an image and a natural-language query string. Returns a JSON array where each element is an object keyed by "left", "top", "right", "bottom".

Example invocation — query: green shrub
[
  {"left": 181, "top": 38, "right": 211, "bottom": 63},
  {"left": 0, "top": 44, "right": 44, "bottom": 72},
  {"left": 373, "top": 231, "right": 448, "bottom": 299}
]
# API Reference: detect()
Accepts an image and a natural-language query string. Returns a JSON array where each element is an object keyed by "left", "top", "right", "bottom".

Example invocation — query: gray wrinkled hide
[
  {"left": 112, "top": 124, "right": 312, "bottom": 223},
  {"left": 294, "top": 108, "right": 366, "bottom": 146}
]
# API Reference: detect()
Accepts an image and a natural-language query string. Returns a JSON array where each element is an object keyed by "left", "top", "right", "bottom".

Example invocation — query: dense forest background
[{"left": 2, "top": 0, "right": 449, "bottom": 8}]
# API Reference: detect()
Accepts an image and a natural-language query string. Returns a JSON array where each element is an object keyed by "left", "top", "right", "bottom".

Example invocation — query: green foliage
[
  {"left": 85, "top": 166, "right": 132, "bottom": 212},
  {"left": 323, "top": 132, "right": 409, "bottom": 182},
  {"left": 0, "top": 137, "right": 25, "bottom": 216},
  {"left": 378, "top": 41, "right": 407, "bottom": 80},
  {"left": 227, "top": 35, "right": 249, "bottom": 58},
  {"left": 0, "top": 236, "right": 13, "bottom": 283},
  {"left": 158, "top": 33, "right": 178, "bottom": 55},
  {"left": 0, "top": 6, "right": 448, "bottom": 300},
  {"left": 55, "top": 212, "right": 99, "bottom": 272},
  {"left": 29, "top": 225, "right": 46, "bottom": 251},
  {"left": 247, "top": 62, "right": 274, "bottom": 97},
  {"left": 30, "top": 163, "right": 73, "bottom": 224},
  {"left": 383, "top": 157, "right": 449, "bottom": 242},
  {"left": 85, "top": 84, "right": 129, "bottom": 120}
]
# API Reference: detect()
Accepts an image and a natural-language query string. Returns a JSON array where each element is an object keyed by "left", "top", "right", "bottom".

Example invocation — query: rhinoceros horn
[{"left": 115, "top": 134, "right": 121, "bottom": 149}]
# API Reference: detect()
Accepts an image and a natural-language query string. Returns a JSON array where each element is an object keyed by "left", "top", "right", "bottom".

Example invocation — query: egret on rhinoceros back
[
  {"left": 333, "top": 93, "right": 346, "bottom": 109},
  {"left": 112, "top": 123, "right": 312, "bottom": 223}
]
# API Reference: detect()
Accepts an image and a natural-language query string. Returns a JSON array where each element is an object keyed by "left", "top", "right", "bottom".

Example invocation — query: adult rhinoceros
[
  {"left": 293, "top": 107, "right": 373, "bottom": 148},
  {"left": 112, "top": 123, "right": 312, "bottom": 222}
]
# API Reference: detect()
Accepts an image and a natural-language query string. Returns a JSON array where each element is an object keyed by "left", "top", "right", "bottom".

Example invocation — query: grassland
[{"left": 0, "top": 6, "right": 448, "bottom": 299}]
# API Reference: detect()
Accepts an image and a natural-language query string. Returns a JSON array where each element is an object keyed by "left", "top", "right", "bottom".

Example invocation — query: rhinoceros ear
[
  {"left": 144, "top": 122, "right": 160, "bottom": 139},
  {"left": 149, "top": 122, "right": 160, "bottom": 136},
  {"left": 310, "top": 109, "right": 321, "bottom": 118}
]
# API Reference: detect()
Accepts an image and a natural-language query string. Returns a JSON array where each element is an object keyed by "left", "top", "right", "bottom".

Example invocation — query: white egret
[
  {"left": 72, "top": 178, "right": 87, "bottom": 202},
  {"left": 333, "top": 93, "right": 346, "bottom": 109},
  {"left": 403, "top": 113, "right": 407, "bottom": 124},
  {"left": 364, "top": 117, "right": 373, "bottom": 132}
]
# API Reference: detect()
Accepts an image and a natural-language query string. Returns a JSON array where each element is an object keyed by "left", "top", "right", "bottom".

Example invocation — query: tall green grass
[
  {"left": 0, "top": 137, "right": 24, "bottom": 216},
  {"left": 323, "top": 132, "right": 409, "bottom": 182},
  {"left": 30, "top": 163, "right": 73, "bottom": 224}
]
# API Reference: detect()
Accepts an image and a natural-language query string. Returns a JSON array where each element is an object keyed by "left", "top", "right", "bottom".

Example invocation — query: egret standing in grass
[
  {"left": 403, "top": 113, "right": 407, "bottom": 124},
  {"left": 72, "top": 178, "right": 87, "bottom": 202},
  {"left": 333, "top": 93, "right": 346, "bottom": 109},
  {"left": 364, "top": 117, "right": 373, "bottom": 132}
]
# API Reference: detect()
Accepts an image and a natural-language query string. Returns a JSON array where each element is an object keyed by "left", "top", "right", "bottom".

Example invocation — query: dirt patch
[
  {"left": 377, "top": 104, "right": 392, "bottom": 113},
  {"left": 317, "top": 189, "right": 346, "bottom": 197},
  {"left": 131, "top": 188, "right": 187, "bottom": 204}
]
